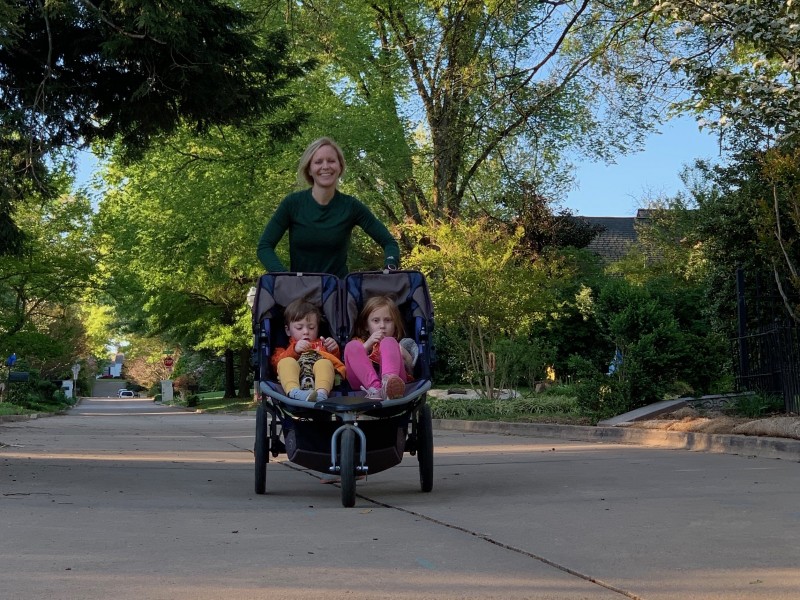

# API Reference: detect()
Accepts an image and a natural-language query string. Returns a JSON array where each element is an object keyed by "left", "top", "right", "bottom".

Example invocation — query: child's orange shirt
[{"left": 271, "top": 338, "right": 346, "bottom": 378}]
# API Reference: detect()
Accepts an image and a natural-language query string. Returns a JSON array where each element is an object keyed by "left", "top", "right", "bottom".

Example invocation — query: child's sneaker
[
  {"left": 381, "top": 374, "right": 405, "bottom": 399},
  {"left": 360, "top": 386, "right": 382, "bottom": 400},
  {"left": 316, "top": 389, "right": 328, "bottom": 402},
  {"left": 289, "top": 388, "right": 317, "bottom": 402}
]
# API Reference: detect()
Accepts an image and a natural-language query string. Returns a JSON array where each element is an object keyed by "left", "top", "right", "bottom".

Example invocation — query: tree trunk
[
  {"left": 224, "top": 348, "right": 236, "bottom": 398},
  {"left": 237, "top": 346, "right": 251, "bottom": 398}
]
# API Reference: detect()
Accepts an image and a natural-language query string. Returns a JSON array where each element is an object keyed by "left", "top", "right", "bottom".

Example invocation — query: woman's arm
[
  {"left": 256, "top": 198, "right": 292, "bottom": 272},
  {"left": 353, "top": 199, "right": 401, "bottom": 269}
]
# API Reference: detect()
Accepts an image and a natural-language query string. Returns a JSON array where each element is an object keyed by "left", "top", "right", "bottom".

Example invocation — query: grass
[
  {"left": 427, "top": 384, "right": 588, "bottom": 424},
  {"left": 189, "top": 391, "right": 257, "bottom": 413},
  {"left": 0, "top": 402, "right": 32, "bottom": 416}
]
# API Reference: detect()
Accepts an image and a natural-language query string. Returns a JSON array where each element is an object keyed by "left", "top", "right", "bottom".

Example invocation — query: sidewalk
[{"left": 434, "top": 419, "right": 800, "bottom": 461}]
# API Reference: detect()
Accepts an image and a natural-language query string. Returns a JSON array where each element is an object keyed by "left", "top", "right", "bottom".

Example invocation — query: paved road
[{"left": 1, "top": 397, "right": 799, "bottom": 600}]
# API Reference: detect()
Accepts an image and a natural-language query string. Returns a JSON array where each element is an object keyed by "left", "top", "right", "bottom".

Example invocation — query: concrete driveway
[{"left": 1, "top": 397, "right": 798, "bottom": 600}]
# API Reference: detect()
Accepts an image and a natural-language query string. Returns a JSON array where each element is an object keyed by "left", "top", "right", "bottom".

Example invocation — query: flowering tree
[{"left": 655, "top": 0, "right": 800, "bottom": 145}]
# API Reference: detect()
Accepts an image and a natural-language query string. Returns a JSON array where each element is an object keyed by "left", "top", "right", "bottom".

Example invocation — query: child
[
  {"left": 344, "top": 296, "right": 416, "bottom": 400},
  {"left": 271, "top": 299, "right": 345, "bottom": 402}
]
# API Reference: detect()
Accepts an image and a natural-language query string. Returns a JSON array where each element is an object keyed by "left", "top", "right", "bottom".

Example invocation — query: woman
[{"left": 257, "top": 137, "right": 400, "bottom": 278}]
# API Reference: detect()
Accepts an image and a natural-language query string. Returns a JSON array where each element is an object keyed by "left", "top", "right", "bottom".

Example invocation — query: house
[{"left": 579, "top": 209, "right": 654, "bottom": 262}]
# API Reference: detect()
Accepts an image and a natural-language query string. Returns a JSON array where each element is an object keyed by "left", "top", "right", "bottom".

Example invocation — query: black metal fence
[
  {"left": 733, "top": 269, "right": 800, "bottom": 412},
  {"left": 733, "top": 322, "right": 800, "bottom": 413}
]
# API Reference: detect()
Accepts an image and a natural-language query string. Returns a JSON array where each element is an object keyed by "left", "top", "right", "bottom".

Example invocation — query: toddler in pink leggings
[{"left": 344, "top": 296, "right": 416, "bottom": 400}]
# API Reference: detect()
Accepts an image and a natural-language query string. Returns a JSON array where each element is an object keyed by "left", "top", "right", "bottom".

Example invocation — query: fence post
[{"left": 736, "top": 268, "right": 750, "bottom": 378}]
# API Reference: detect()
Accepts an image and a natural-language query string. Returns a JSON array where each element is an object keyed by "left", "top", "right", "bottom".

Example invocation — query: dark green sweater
[{"left": 257, "top": 189, "right": 400, "bottom": 279}]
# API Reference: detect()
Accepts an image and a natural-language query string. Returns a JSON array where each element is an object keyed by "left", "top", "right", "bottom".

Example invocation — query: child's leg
[
  {"left": 378, "top": 337, "right": 408, "bottom": 382},
  {"left": 277, "top": 357, "right": 316, "bottom": 401},
  {"left": 378, "top": 338, "right": 407, "bottom": 399},
  {"left": 344, "top": 340, "right": 380, "bottom": 390},
  {"left": 312, "top": 359, "right": 335, "bottom": 396}
]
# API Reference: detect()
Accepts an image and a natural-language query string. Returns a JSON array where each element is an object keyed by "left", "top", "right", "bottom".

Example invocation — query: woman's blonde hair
[
  {"left": 353, "top": 296, "right": 405, "bottom": 341},
  {"left": 297, "top": 137, "right": 347, "bottom": 187}
]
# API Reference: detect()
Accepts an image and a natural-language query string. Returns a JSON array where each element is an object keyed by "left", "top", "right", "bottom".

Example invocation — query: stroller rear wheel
[
  {"left": 339, "top": 427, "right": 357, "bottom": 507},
  {"left": 254, "top": 403, "right": 269, "bottom": 494},
  {"left": 417, "top": 403, "right": 434, "bottom": 492}
]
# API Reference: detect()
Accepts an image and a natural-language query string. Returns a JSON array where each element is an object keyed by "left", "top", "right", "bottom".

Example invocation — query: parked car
[{"left": 117, "top": 389, "right": 136, "bottom": 398}]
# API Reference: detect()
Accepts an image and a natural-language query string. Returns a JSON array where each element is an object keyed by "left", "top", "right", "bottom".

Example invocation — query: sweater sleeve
[
  {"left": 353, "top": 199, "right": 401, "bottom": 269},
  {"left": 257, "top": 197, "right": 291, "bottom": 273}
]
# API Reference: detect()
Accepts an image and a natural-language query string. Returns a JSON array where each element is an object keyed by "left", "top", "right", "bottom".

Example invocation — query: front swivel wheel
[{"left": 339, "top": 427, "right": 357, "bottom": 507}]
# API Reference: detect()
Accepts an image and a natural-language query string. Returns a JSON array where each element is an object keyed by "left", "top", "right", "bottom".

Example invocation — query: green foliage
[
  {"left": 562, "top": 254, "right": 732, "bottom": 415},
  {"left": 428, "top": 389, "right": 580, "bottom": 422},
  {"left": 405, "top": 218, "right": 559, "bottom": 397},
  {"left": 492, "top": 336, "right": 557, "bottom": 390},
  {"left": 567, "top": 355, "right": 630, "bottom": 423},
  {"left": 1, "top": 0, "right": 307, "bottom": 154},
  {"left": 0, "top": 177, "right": 94, "bottom": 378},
  {"left": 2, "top": 370, "right": 72, "bottom": 413},
  {"left": 661, "top": 0, "right": 800, "bottom": 145},
  {"left": 725, "top": 393, "right": 785, "bottom": 419}
]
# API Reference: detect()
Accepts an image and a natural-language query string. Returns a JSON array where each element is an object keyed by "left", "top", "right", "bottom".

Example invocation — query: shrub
[
  {"left": 567, "top": 355, "right": 631, "bottom": 422},
  {"left": 492, "top": 336, "right": 556, "bottom": 390}
]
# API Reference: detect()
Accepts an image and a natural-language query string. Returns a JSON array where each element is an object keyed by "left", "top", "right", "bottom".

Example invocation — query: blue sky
[
  {"left": 563, "top": 116, "right": 724, "bottom": 217},
  {"left": 75, "top": 115, "right": 724, "bottom": 218}
]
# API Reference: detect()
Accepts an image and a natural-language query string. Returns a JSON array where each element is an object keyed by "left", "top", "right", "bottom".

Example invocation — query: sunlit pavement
[{"left": 1, "top": 397, "right": 799, "bottom": 600}]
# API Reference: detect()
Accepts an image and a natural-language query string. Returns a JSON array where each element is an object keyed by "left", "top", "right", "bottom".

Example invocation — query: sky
[
  {"left": 74, "top": 115, "right": 725, "bottom": 218},
  {"left": 564, "top": 115, "right": 724, "bottom": 217}
]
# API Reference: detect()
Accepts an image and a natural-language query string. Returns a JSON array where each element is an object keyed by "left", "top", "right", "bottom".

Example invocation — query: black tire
[
  {"left": 417, "top": 404, "right": 434, "bottom": 492},
  {"left": 340, "top": 427, "right": 357, "bottom": 507},
  {"left": 254, "top": 403, "right": 269, "bottom": 494}
]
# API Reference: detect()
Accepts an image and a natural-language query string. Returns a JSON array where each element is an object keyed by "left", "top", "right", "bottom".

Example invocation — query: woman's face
[
  {"left": 367, "top": 305, "right": 396, "bottom": 338},
  {"left": 308, "top": 144, "right": 341, "bottom": 189}
]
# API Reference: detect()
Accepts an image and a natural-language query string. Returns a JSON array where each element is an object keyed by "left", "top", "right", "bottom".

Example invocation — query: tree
[
  {"left": 0, "top": 179, "right": 95, "bottom": 377},
  {"left": 658, "top": 0, "right": 800, "bottom": 146},
  {"left": 0, "top": 0, "right": 307, "bottom": 254},
  {"left": 403, "top": 217, "right": 569, "bottom": 396},
  {"left": 291, "top": 0, "right": 678, "bottom": 222},
  {"left": 91, "top": 124, "right": 295, "bottom": 398}
]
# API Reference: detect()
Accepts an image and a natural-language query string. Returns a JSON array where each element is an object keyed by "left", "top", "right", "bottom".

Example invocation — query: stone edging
[{"left": 433, "top": 419, "right": 800, "bottom": 461}]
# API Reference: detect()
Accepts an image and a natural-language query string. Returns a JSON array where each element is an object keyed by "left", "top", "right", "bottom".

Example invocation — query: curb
[
  {"left": 0, "top": 411, "right": 62, "bottom": 423},
  {"left": 433, "top": 419, "right": 800, "bottom": 462}
]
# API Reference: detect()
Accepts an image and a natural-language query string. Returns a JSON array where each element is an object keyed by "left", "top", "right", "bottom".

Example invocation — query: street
[{"left": 2, "top": 397, "right": 799, "bottom": 600}]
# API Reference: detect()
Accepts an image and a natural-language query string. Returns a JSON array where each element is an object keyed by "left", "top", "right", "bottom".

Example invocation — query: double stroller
[{"left": 251, "top": 269, "right": 435, "bottom": 507}]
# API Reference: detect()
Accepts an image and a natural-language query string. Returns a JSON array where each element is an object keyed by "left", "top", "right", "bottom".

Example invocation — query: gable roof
[{"left": 578, "top": 210, "right": 652, "bottom": 262}]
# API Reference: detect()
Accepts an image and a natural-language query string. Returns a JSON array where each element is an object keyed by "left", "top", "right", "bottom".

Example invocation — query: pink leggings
[{"left": 344, "top": 337, "right": 408, "bottom": 391}]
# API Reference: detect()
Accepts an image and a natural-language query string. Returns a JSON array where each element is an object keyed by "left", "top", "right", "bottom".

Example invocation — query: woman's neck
[{"left": 311, "top": 185, "right": 336, "bottom": 205}]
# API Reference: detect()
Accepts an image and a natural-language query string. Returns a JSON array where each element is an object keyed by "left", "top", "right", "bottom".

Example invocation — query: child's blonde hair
[{"left": 353, "top": 296, "right": 405, "bottom": 340}]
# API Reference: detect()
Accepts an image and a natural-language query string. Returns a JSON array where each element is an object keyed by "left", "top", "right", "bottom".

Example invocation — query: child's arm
[{"left": 270, "top": 341, "right": 299, "bottom": 369}]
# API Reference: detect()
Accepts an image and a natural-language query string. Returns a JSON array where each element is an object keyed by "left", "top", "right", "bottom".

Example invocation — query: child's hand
[
  {"left": 322, "top": 337, "right": 339, "bottom": 353},
  {"left": 365, "top": 331, "right": 383, "bottom": 351},
  {"left": 295, "top": 339, "right": 312, "bottom": 353}
]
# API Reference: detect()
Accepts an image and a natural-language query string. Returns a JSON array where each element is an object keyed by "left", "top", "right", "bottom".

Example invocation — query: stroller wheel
[
  {"left": 417, "top": 403, "right": 434, "bottom": 492},
  {"left": 254, "top": 403, "right": 269, "bottom": 494},
  {"left": 339, "top": 428, "right": 357, "bottom": 507}
]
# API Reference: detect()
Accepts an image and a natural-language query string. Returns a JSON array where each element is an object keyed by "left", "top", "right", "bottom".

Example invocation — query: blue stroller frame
[{"left": 251, "top": 269, "right": 435, "bottom": 507}]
